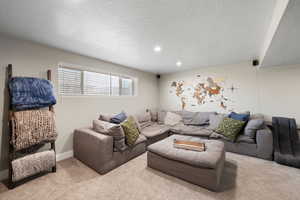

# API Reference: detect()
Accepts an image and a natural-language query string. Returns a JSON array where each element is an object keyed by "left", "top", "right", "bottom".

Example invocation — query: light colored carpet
[{"left": 0, "top": 152, "right": 300, "bottom": 200}]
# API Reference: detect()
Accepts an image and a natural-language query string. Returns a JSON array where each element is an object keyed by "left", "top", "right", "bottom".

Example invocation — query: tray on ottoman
[{"left": 147, "top": 135, "right": 225, "bottom": 191}]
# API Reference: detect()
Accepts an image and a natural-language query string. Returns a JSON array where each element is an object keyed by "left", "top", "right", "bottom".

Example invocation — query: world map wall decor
[{"left": 169, "top": 75, "right": 237, "bottom": 111}]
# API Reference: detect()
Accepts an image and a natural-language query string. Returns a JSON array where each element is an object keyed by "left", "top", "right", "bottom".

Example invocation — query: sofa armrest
[
  {"left": 73, "top": 128, "right": 113, "bottom": 171},
  {"left": 256, "top": 127, "right": 273, "bottom": 160}
]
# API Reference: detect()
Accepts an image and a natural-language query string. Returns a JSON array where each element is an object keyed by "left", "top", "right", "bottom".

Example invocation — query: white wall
[
  {"left": 159, "top": 62, "right": 300, "bottom": 124},
  {"left": 0, "top": 34, "right": 159, "bottom": 171}
]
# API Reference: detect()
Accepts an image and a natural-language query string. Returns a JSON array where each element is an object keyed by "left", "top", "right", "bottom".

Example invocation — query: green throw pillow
[
  {"left": 215, "top": 117, "right": 245, "bottom": 141},
  {"left": 121, "top": 116, "right": 140, "bottom": 146}
]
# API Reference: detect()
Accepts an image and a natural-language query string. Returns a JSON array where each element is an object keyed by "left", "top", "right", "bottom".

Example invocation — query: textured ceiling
[
  {"left": 261, "top": 0, "right": 300, "bottom": 67},
  {"left": 0, "top": 0, "right": 277, "bottom": 74}
]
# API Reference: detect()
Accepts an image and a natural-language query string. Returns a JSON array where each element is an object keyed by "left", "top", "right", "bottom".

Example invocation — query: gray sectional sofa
[{"left": 73, "top": 110, "right": 273, "bottom": 175}]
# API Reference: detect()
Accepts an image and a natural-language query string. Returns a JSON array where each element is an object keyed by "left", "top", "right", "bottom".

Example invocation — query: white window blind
[
  {"left": 121, "top": 77, "right": 133, "bottom": 96},
  {"left": 58, "top": 66, "right": 135, "bottom": 96},
  {"left": 58, "top": 67, "right": 82, "bottom": 95},
  {"left": 111, "top": 75, "right": 120, "bottom": 96},
  {"left": 84, "top": 71, "right": 110, "bottom": 95}
]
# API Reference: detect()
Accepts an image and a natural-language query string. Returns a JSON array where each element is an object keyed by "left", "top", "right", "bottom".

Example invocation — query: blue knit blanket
[{"left": 9, "top": 77, "right": 56, "bottom": 110}]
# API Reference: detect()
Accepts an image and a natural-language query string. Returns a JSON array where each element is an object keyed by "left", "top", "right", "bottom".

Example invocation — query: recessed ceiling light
[
  {"left": 153, "top": 45, "right": 162, "bottom": 52},
  {"left": 176, "top": 61, "right": 182, "bottom": 67}
]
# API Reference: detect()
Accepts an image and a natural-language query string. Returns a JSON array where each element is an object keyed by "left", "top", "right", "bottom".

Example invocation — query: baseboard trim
[
  {"left": 0, "top": 150, "right": 74, "bottom": 181},
  {"left": 56, "top": 150, "right": 74, "bottom": 162}
]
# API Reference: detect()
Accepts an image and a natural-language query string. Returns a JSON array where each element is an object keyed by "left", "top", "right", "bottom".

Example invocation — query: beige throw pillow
[{"left": 164, "top": 112, "right": 182, "bottom": 126}]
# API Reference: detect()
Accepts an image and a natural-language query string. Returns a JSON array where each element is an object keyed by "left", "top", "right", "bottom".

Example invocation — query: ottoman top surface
[{"left": 147, "top": 135, "right": 224, "bottom": 169}]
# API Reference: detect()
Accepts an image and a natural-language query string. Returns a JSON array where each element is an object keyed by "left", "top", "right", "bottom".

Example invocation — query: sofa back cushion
[
  {"left": 121, "top": 116, "right": 140, "bottom": 146},
  {"left": 135, "top": 111, "right": 153, "bottom": 129},
  {"left": 158, "top": 110, "right": 167, "bottom": 124},
  {"left": 176, "top": 111, "right": 196, "bottom": 125},
  {"left": 149, "top": 110, "right": 158, "bottom": 122},
  {"left": 93, "top": 120, "right": 127, "bottom": 151},
  {"left": 136, "top": 111, "right": 151, "bottom": 123},
  {"left": 243, "top": 119, "right": 265, "bottom": 139},
  {"left": 190, "top": 112, "right": 216, "bottom": 125},
  {"left": 164, "top": 112, "right": 183, "bottom": 126},
  {"left": 171, "top": 111, "right": 216, "bottom": 126}
]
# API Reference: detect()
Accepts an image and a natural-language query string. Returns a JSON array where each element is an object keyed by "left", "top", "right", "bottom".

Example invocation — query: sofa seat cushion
[
  {"left": 236, "top": 135, "right": 255, "bottom": 144},
  {"left": 209, "top": 132, "right": 231, "bottom": 141},
  {"left": 170, "top": 124, "right": 213, "bottom": 137},
  {"left": 134, "top": 135, "right": 147, "bottom": 146},
  {"left": 148, "top": 135, "right": 225, "bottom": 169},
  {"left": 210, "top": 132, "right": 255, "bottom": 144},
  {"left": 141, "top": 123, "right": 170, "bottom": 138}
]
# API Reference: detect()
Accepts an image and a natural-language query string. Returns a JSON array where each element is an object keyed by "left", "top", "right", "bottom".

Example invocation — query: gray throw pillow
[
  {"left": 207, "top": 114, "right": 226, "bottom": 130},
  {"left": 244, "top": 119, "right": 264, "bottom": 139},
  {"left": 93, "top": 120, "right": 127, "bottom": 152}
]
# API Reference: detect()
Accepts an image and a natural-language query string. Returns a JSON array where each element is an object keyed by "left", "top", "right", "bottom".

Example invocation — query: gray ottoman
[{"left": 147, "top": 135, "right": 225, "bottom": 191}]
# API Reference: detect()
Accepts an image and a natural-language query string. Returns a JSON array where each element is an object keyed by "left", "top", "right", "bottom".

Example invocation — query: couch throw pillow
[
  {"left": 208, "top": 114, "right": 226, "bottom": 130},
  {"left": 121, "top": 116, "right": 140, "bottom": 146},
  {"left": 93, "top": 120, "right": 127, "bottom": 151},
  {"left": 110, "top": 112, "right": 127, "bottom": 124},
  {"left": 164, "top": 112, "right": 183, "bottom": 126},
  {"left": 243, "top": 119, "right": 265, "bottom": 139},
  {"left": 215, "top": 117, "right": 245, "bottom": 142},
  {"left": 229, "top": 112, "right": 250, "bottom": 121}
]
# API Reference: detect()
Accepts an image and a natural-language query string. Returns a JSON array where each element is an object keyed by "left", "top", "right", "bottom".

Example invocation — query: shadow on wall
[{"left": 1, "top": 66, "right": 10, "bottom": 171}]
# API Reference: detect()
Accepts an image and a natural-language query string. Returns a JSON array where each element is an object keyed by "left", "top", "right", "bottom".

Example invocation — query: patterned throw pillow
[
  {"left": 215, "top": 117, "right": 245, "bottom": 141},
  {"left": 121, "top": 116, "right": 140, "bottom": 146}
]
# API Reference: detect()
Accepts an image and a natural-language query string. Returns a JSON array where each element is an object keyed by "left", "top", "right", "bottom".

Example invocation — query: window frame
[{"left": 57, "top": 63, "right": 137, "bottom": 98}]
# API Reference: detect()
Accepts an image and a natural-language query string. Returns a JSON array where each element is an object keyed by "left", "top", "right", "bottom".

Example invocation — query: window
[
  {"left": 58, "top": 66, "right": 135, "bottom": 96},
  {"left": 121, "top": 77, "right": 133, "bottom": 96},
  {"left": 84, "top": 71, "right": 110, "bottom": 95}
]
